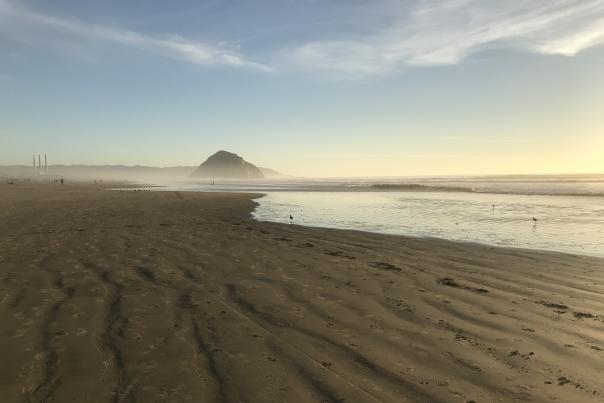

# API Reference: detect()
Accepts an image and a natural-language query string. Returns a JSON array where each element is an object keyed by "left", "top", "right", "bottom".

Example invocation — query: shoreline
[
  {"left": 252, "top": 204, "right": 604, "bottom": 261},
  {"left": 247, "top": 193, "right": 604, "bottom": 261},
  {"left": 129, "top": 186, "right": 604, "bottom": 260},
  {"left": 112, "top": 182, "right": 604, "bottom": 260},
  {"left": 1, "top": 183, "right": 603, "bottom": 402}
]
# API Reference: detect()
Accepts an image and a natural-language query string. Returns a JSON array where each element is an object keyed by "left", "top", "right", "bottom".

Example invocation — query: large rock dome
[{"left": 191, "top": 151, "right": 264, "bottom": 179}]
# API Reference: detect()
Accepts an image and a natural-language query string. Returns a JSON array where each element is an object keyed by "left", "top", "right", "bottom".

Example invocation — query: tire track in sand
[
  {"left": 132, "top": 260, "right": 230, "bottom": 402},
  {"left": 25, "top": 272, "right": 75, "bottom": 403},
  {"left": 87, "top": 264, "right": 134, "bottom": 403}
]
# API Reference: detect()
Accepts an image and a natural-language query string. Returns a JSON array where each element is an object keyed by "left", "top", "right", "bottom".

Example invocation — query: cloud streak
[
  {"left": 285, "top": 0, "right": 604, "bottom": 75},
  {"left": 0, "top": 0, "right": 270, "bottom": 71},
  {"left": 537, "top": 17, "right": 604, "bottom": 56},
  {"left": 2, "top": 0, "right": 604, "bottom": 76}
]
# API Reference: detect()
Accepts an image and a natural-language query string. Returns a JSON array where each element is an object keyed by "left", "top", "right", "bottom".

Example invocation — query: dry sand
[{"left": 1, "top": 183, "right": 603, "bottom": 403}]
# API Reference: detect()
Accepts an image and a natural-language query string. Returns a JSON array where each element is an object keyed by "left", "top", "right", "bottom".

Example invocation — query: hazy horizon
[
  {"left": 2, "top": 159, "right": 604, "bottom": 179},
  {"left": 2, "top": 0, "right": 604, "bottom": 176}
]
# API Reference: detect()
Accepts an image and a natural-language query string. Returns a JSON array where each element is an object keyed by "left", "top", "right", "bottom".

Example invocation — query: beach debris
[
  {"left": 327, "top": 250, "right": 356, "bottom": 259},
  {"left": 536, "top": 301, "right": 569, "bottom": 310},
  {"left": 558, "top": 377, "right": 571, "bottom": 386},
  {"left": 437, "top": 277, "right": 460, "bottom": 287},
  {"left": 509, "top": 350, "right": 535, "bottom": 360},
  {"left": 437, "top": 277, "right": 490, "bottom": 294},
  {"left": 273, "top": 236, "right": 293, "bottom": 242},
  {"left": 573, "top": 312, "right": 595, "bottom": 319},
  {"left": 369, "top": 261, "right": 402, "bottom": 272}
]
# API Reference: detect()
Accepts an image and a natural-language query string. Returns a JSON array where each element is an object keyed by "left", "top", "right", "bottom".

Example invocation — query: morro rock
[{"left": 191, "top": 151, "right": 264, "bottom": 179}]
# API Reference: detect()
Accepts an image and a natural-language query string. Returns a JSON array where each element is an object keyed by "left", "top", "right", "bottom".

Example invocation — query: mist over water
[
  {"left": 151, "top": 174, "right": 604, "bottom": 257},
  {"left": 154, "top": 174, "right": 604, "bottom": 196}
]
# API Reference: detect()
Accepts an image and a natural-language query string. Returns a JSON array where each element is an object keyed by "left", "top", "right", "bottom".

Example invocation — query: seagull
[{"left": 289, "top": 214, "right": 294, "bottom": 224}]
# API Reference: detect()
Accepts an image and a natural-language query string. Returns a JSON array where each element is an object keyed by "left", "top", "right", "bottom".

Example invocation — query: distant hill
[
  {"left": 0, "top": 165, "right": 195, "bottom": 181},
  {"left": 190, "top": 151, "right": 264, "bottom": 179},
  {"left": 259, "top": 167, "right": 289, "bottom": 179}
]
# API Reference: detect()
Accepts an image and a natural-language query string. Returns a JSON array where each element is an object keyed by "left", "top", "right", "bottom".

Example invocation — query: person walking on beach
[{"left": 60, "top": 178, "right": 64, "bottom": 185}]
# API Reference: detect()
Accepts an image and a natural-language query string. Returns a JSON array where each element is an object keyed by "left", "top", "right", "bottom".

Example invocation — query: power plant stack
[{"left": 32, "top": 154, "right": 49, "bottom": 175}]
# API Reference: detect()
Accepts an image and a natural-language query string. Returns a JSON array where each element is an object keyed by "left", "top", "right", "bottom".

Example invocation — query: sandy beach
[{"left": 1, "top": 183, "right": 603, "bottom": 403}]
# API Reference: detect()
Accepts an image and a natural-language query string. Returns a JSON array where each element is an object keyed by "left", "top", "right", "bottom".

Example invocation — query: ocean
[{"left": 149, "top": 174, "right": 604, "bottom": 257}]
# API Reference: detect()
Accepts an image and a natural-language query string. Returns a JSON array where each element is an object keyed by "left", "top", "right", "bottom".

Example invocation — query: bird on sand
[
  {"left": 532, "top": 217, "right": 538, "bottom": 223},
  {"left": 289, "top": 214, "right": 294, "bottom": 224}
]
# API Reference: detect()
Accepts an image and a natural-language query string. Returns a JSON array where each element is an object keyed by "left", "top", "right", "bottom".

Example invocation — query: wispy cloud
[
  {"left": 285, "top": 0, "right": 604, "bottom": 75},
  {"left": 2, "top": 0, "right": 603, "bottom": 77},
  {"left": 0, "top": 0, "right": 270, "bottom": 71},
  {"left": 537, "top": 16, "right": 604, "bottom": 56}
]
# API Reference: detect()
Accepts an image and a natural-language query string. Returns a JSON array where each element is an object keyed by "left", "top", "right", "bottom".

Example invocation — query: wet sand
[{"left": 1, "top": 183, "right": 603, "bottom": 402}]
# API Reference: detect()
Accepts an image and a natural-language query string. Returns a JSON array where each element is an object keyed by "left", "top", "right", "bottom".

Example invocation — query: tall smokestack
[
  {"left": 45, "top": 154, "right": 48, "bottom": 174},
  {"left": 33, "top": 155, "right": 36, "bottom": 172},
  {"left": 38, "top": 155, "right": 41, "bottom": 174}
]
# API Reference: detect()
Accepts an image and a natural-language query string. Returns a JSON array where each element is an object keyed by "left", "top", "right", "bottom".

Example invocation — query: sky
[{"left": 1, "top": 0, "right": 603, "bottom": 177}]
